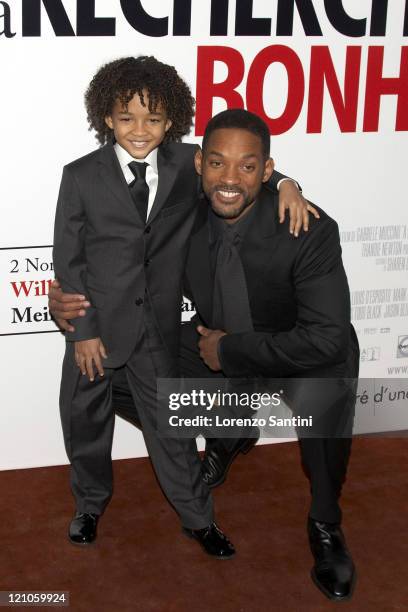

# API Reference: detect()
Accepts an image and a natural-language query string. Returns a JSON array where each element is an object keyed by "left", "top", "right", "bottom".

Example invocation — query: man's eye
[
  {"left": 210, "top": 161, "right": 222, "bottom": 167},
  {"left": 243, "top": 165, "right": 255, "bottom": 171}
]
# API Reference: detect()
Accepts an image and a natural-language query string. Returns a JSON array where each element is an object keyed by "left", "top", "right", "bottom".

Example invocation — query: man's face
[
  {"left": 105, "top": 90, "right": 172, "bottom": 159},
  {"left": 195, "top": 128, "right": 274, "bottom": 222}
]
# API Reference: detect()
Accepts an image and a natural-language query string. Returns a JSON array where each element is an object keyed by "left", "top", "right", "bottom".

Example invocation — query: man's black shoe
[
  {"left": 68, "top": 512, "right": 99, "bottom": 545},
  {"left": 308, "top": 518, "right": 356, "bottom": 601},
  {"left": 202, "top": 435, "right": 258, "bottom": 489},
  {"left": 183, "top": 522, "right": 235, "bottom": 559}
]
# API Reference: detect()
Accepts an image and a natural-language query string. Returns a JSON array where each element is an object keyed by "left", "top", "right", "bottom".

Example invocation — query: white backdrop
[{"left": 1, "top": 0, "right": 407, "bottom": 470}]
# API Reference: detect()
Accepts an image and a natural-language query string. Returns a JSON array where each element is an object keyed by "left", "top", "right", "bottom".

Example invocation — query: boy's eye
[
  {"left": 149, "top": 118, "right": 160, "bottom": 123},
  {"left": 120, "top": 118, "right": 131, "bottom": 122}
]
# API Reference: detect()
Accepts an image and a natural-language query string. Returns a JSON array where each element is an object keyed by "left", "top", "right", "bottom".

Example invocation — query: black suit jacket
[{"left": 184, "top": 186, "right": 359, "bottom": 380}]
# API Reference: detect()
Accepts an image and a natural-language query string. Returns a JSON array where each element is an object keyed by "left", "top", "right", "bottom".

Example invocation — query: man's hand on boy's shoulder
[
  {"left": 278, "top": 180, "right": 320, "bottom": 237},
  {"left": 48, "top": 279, "right": 91, "bottom": 332}
]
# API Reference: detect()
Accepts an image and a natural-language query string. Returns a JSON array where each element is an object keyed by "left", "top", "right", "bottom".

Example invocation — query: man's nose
[{"left": 220, "top": 164, "right": 240, "bottom": 185}]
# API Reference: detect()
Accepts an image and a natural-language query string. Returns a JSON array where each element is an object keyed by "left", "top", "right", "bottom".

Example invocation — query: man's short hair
[{"left": 202, "top": 109, "right": 270, "bottom": 160}]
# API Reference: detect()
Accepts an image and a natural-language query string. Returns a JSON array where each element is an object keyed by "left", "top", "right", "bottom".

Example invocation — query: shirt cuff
[{"left": 277, "top": 177, "right": 301, "bottom": 192}]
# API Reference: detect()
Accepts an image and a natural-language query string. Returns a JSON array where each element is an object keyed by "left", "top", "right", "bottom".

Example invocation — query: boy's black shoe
[
  {"left": 69, "top": 512, "right": 99, "bottom": 545},
  {"left": 308, "top": 518, "right": 356, "bottom": 601},
  {"left": 201, "top": 435, "right": 259, "bottom": 489},
  {"left": 182, "top": 522, "right": 235, "bottom": 559}
]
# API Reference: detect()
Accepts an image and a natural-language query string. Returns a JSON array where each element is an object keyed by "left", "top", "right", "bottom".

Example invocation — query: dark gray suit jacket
[{"left": 53, "top": 141, "right": 200, "bottom": 368}]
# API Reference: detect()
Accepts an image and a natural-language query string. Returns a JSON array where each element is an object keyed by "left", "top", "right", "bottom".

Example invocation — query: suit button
[
  {"left": 144, "top": 225, "right": 151, "bottom": 234},
  {"left": 144, "top": 259, "right": 151, "bottom": 267},
  {"left": 135, "top": 298, "right": 144, "bottom": 306}
]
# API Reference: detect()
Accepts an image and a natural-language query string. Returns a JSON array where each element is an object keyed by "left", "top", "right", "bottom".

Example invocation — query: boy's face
[
  {"left": 195, "top": 128, "right": 274, "bottom": 223},
  {"left": 105, "top": 90, "right": 172, "bottom": 159}
]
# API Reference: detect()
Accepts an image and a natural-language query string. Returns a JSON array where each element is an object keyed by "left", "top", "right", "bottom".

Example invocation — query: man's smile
[
  {"left": 213, "top": 187, "right": 244, "bottom": 204},
  {"left": 218, "top": 190, "right": 240, "bottom": 199}
]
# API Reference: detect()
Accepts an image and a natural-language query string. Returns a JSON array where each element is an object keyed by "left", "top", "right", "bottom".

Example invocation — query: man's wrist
[
  {"left": 217, "top": 334, "right": 226, "bottom": 370},
  {"left": 277, "top": 177, "right": 301, "bottom": 192}
]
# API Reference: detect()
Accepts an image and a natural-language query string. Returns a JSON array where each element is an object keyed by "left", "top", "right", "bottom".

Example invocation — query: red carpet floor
[{"left": 1, "top": 438, "right": 408, "bottom": 612}]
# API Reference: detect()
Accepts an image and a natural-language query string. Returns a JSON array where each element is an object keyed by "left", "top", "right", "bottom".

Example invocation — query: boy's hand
[
  {"left": 278, "top": 181, "right": 320, "bottom": 237},
  {"left": 49, "top": 279, "right": 91, "bottom": 332},
  {"left": 75, "top": 338, "right": 107, "bottom": 381}
]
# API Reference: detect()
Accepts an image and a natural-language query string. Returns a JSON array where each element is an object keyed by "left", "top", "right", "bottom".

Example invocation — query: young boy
[{"left": 53, "top": 56, "right": 310, "bottom": 554}]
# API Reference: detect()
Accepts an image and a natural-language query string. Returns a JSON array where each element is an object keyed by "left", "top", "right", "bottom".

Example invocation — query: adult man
[
  {"left": 50, "top": 109, "right": 358, "bottom": 600},
  {"left": 182, "top": 109, "right": 359, "bottom": 601}
]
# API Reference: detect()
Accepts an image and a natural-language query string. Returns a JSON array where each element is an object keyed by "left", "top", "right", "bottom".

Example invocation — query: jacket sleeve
[
  {"left": 266, "top": 169, "right": 302, "bottom": 193},
  {"left": 218, "top": 219, "right": 351, "bottom": 377},
  {"left": 53, "top": 165, "right": 100, "bottom": 342}
]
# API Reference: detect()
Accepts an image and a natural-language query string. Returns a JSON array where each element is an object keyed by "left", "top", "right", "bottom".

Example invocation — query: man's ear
[
  {"left": 262, "top": 157, "right": 274, "bottom": 183},
  {"left": 105, "top": 116, "right": 114, "bottom": 130},
  {"left": 194, "top": 148, "right": 203, "bottom": 175}
]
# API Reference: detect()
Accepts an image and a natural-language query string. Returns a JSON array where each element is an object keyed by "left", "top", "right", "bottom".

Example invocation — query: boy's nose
[{"left": 132, "top": 121, "right": 148, "bottom": 136}]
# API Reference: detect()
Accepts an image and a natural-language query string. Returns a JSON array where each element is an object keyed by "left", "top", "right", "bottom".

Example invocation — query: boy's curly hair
[{"left": 85, "top": 56, "right": 195, "bottom": 145}]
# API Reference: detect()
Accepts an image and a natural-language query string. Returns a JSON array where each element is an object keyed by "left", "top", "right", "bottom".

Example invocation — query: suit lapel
[
  {"left": 147, "top": 146, "right": 178, "bottom": 224},
  {"left": 239, "top": 187, "right": 279, "bottom": 262},
  {"left": 186, "top": 201, "right": 213, "bottom": 325},
  {"left": 97, "top": 143, "right": 142, "bottom": 225},
  {"left": 253, "top": 186, "right": 279, "bottom": 237}
]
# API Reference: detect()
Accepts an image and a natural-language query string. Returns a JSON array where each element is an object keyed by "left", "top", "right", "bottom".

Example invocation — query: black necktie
[
  {"left": 212, "top": 227, "right": 254, "bottom": 334},
  {"left": 128, "top": 161, "right": 149, "bottom": 222}
]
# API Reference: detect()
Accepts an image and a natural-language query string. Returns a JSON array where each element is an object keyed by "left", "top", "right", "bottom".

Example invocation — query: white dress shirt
[{"left": 114, "top": 142, "right": 159, "bottom": 221}]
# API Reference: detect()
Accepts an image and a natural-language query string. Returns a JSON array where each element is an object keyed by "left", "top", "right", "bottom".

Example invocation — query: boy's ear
[
  {"left": 165, "top": 119, "right": 172, "bottom": 132},
  {"left": 105, "top": 116, "right": 114, "bottom": 130},
  {"left": 194, "top": 148, "right": 203, "bottom": 175},
  {"left": 262, "top": 157, "right": 274, "bottom": 183}
]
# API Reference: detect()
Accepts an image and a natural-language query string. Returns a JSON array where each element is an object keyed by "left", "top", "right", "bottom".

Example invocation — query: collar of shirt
[
  {"left": 208, "top": 200, "right": 258, "bottom": 246},
  {"left": 114, "top": 142, "right": 158, "bottom": 185}
]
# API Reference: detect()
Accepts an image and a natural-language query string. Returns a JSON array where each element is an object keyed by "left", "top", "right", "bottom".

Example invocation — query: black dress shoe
[
  {"left": 183, "top": 522, "right": 235, "bottom": 559},
  {"left": 202, "top": 435, "right": 259, "bottom": 489},
  {"left": 308, "top": 518, "right": 356, "bottom": 601},
  {"left": 68, "top": 512, "right": 99, "bottom": 545}
]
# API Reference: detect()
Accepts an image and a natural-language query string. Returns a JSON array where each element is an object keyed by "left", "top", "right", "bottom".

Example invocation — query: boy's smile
[{"left": 105, "top": 90, "right": 172, "bottom": 159}]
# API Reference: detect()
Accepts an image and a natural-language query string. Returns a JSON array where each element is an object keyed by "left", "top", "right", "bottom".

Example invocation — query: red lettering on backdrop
[
  {"left": 195, "top": 46, "right": 245, "bottom": 135},
  {"left": 363, "top": 46, "right": 408, "bottom": 131},
  {"left": 195, "top": 45, "right": 408, "bottom": 134},
  {"left": 11, "top": 281, "right": 33, "bottom": 297},
  {"left": 246, "top": 45, "right": 304, "bottom": 135},
  {"left": 10, "top": 279, "right": 53, "bottom": 298},
  {"left": 307, "top": 46, "right": 361, "bottom": 133}
]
